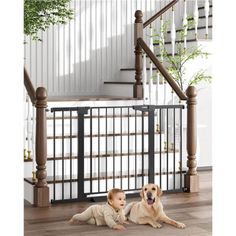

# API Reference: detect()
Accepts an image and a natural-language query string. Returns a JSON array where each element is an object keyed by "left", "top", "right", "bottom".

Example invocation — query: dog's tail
[{"left": 124, "top": 202, "right": 136, "bottom": 217}]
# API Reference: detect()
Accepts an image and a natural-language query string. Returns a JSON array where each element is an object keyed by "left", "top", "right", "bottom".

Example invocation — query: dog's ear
[
  {"left": 140, "top": 189, "right": 144, "bottom": 198},
  {"left": 156, "top": 185, "right": 163, "bottom": 197}
]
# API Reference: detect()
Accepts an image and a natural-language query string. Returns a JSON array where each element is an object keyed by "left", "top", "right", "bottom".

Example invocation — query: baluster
[
  {"left": 149, "top": 25, "right": 154, "bottom": 105},
  {"left": 171, "top": 7, "right": 176, "bottom": 105},
  {"left": 32, "top": 106, "right": 36, "bottom": 181},
  {"left": 155, "top": 72, "right": 160, "bottom": 133},
  {"left": 155, "top": 72, "right": 159, "bottom": 105},
  {"left": 26, "top": 94, "right": 32, "bottom": 160},
  {"left": 24, "top": 89, "right": 27, "bottom": 159},
  {"left": 183, "top": 0, "right": 188, "bottom": 49},
  {"left": 134, "top": 10, "right": 143, "bottom": 98},
  {"left": 194, "top": 0, "right": 199, "bottom": 40},
  {"left": 204, "top": 0, "right": 210, "bottom": 39},
  {"left": 160, "top": 15, "right": 166, "bottom": 103},
  {"left": 142, "top": 53, "right": 148, "bottom": 104},
  {"left": 171, "top": 7, "right": 176, "bottom": 57},
  {"left": 160, "top": 15, "right": 164, "bottom": 64}
]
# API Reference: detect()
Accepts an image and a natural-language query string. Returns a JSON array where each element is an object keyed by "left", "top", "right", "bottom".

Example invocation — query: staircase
[
  {"left": 103, "top": 1, "right": 213, "bottom": 98},
  {"left": 24, "top": 0, "right": 212, "bottom": 206}
]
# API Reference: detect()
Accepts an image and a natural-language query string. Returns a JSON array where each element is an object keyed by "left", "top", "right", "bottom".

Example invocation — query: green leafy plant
[
  {"left": 24, "top": 0, "right": 74, "bottom": 41},
  {"left": 152, "top": 19, "right": 212, "bottom": 91}
]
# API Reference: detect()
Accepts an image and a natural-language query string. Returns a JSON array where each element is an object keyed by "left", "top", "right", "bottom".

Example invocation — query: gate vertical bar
[
  {"left": 77, "top": 107, "right": 89, "bottom": 200},
  {"left": 62, "top": 111, "right": 64, "bottom": 200},
  {"left": 148, "top": 106, "right": 155, "bottom": 183}
]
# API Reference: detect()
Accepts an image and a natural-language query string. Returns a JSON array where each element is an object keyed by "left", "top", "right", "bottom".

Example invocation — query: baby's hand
[{"left": 113, "top": 224, "right": 126, "bottom": 230}]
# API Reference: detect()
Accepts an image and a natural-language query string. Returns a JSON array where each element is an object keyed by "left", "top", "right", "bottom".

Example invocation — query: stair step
[
  {"left": 166, "top": 25, "right": 213, "bottom": 34},
  {"left": 47, "top": 149, "right": 178, "bottom": 160},
  {"left": 154, "top": 38, "right": 197, "bottom": 46},
  {"left": 103, "top": 81, "right": 134, "bottom": 85},
  {"left": 47, "top": 112, "right": 151, "bottom": 120},
  {"left": 24, "top": 169, "right": 186, "bottom": 185},
  {"left": 188, "top": 14, "right": 213, "bottom": 21},
  {"left": 47, "top": 112, "right": 147, "bottom": 120},
  {"left": 47, "top": 96, "right": 140, "bottom": 102},
  {"left": 198, "top": 5, "right": 213, "bottom": 11},
  {"left": 47, "top": 131, "right": 162, "bottom": 140}
]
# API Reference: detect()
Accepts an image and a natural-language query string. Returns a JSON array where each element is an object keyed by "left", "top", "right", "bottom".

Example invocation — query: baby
[{"left": 69, "top": 188, "right": 128, "bottom": 230}]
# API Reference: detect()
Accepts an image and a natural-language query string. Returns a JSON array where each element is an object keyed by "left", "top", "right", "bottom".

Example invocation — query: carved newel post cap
[
  {"left": 135, "top": 10, "right": 143, "bottom": 22},
  {"left": 186, "top": 86, "right": 197, "bottom": 98},
  {"left": 36, "top": 87, "right": 47, "bottom": 100},
  {"left": 36, "top": 87, "right": 48, "bottom": 108}
]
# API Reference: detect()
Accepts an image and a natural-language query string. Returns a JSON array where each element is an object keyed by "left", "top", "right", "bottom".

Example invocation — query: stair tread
[
  {"left": 47, "top": 131, "right": 163, "bottom": 140},
  {"left": 48, "top": 96, "right": 141, "bottom": 102},
  {"left": 46, "top": 149, "right": 179, "bottom": 160},
  {"left": 47, "top": 113, "right": 149, "bottom": 120},
  {"left": 198, "top": 5, "right": 213, "bottom": 11},
  {"left": 24, "top": 169, "right": 186, "bottom": 185},
  {"left": 188, "top": 14, "right": 212, "bottom": 21},
  {"left": 166, "top": 25, "right": 213, "bottom": 34}
]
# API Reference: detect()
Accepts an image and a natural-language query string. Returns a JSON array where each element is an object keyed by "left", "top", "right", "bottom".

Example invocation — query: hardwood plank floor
[{"left": 24, "top": 171, "right": 212, "bottom": 236}]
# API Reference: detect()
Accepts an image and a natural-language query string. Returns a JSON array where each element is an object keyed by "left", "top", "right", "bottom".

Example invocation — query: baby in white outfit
[{"left": 69, "top": 188, "right": 128, "bottom": 230}]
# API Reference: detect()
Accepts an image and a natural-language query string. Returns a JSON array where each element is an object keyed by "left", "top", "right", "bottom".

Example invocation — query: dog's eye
[
  {"left": 152, "top": 187, "right": 156, "bottom": 191},
  {"left": 144, "top": 188, "right": 147, "bottom": 191}
]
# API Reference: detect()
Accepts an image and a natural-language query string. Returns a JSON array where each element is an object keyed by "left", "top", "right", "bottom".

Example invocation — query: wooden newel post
[
  {"left": 184, "top": 86, "right": 199, "bottom": 192},
  {"left": 34, "top": 87, "right": 50, "bottom": 207},
  {"left": 134, "top": 10, "right": 143, "bottom": 98}
]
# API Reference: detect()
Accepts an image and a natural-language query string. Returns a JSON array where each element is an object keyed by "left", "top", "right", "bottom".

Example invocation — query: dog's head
[{"left": 140, "top": 183, "right": 163, "bottom": 205}]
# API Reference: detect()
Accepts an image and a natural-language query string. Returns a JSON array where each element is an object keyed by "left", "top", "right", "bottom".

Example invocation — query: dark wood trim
[
  {"left": 25, "top": 170, "right": 186, "bottom": 185},
  {"left": 166, "top": 25, "right": 213, "bottom": 34},
  {"left": 143, "top": 0, "right": 179, "bottom": 28},
  {"left": 24, "top": 67, "right": 36, "bottom": 105},
  {"left": 121, "top": 68, "right": 157, "bottom": 71},
  {"left": 188, "top": 14, "right": 213, "bottom": 21},
  {"left": 47, "top": 131, "right": 162, "bottom": 140},
  {"left": 134, "top": 10, "right": 144, "bottom": 98},
  {"left": 46, "top": 149, "right": 178, "bottom": 160},
  {"left": 104, "top": 81, "right": 134, "bottom": 85},
  {"left": 154, "top": 38, "right": 197, "bottom": 46},
  {"left": 198, "top": 5, "right": 213, "bottom": 11},
  {"left": 137, "top": 38, "right": 187, "bottom": 101}
]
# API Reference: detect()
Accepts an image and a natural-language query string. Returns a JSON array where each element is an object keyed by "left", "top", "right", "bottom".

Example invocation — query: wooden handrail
[
  {"left": 137, "top": 37, "right": 187, "bottom": 100},
  {"left": 143, "top": 0, "right": 179, "bottom": 28},
  {"left": 24, "top": 67, "right": 36, "bottom": 104}
]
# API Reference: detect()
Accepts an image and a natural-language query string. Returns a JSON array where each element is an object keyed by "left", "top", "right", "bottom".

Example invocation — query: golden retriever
[{"left": 125, "top": 183, "right": 186, "bottom": 229}]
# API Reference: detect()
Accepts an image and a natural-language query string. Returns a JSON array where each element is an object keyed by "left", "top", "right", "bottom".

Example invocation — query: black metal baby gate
[{"left": 49, "top": 104, "right": 185, "bottom": 203}]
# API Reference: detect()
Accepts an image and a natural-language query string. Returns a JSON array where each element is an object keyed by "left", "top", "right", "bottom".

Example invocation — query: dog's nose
[{"left": 147, "top": 191, "right": 152, "bottom": 198}]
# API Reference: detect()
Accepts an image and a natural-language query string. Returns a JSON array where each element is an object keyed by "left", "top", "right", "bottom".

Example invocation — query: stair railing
[
  {"left": 134, "top": 0, "right": 199, "bottom": 192},
  {"left": 24, "top": 67, "right": 50, "bottom": 206}
]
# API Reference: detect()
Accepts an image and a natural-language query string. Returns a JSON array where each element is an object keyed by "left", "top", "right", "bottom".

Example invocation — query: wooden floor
[{"left": 24, "top": 171, "right": 212, "bottom": 236}]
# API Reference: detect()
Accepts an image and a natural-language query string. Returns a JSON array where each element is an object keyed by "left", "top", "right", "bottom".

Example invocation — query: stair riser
[
  {"left": 154, "top": 39, "right": 212, "bottom": 57},
  {"left": 164, "top": 27, "right": 212, "bottom": 42},
  {"left": 45, "top": 153, "right": 181, "bottom": 177},
  {"left": 198, "top": 7, "right": 213, "bottom": 18},
  {"left": 46, "top": 132, "right": 179, "bottom": 158}
]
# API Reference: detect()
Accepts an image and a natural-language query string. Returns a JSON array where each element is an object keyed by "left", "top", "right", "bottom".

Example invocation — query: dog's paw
[
  {"left": 68, "top": 219, "right": 74, "bottom": 225},
  {"left": 176, "top": 222, "right": 186, "bottom": 229},
  {"left": 152, "top": 222, "right": 162, "bottom": 228}
]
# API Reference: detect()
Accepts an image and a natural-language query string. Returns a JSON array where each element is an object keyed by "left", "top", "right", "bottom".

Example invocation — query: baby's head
[{"left": 107, "top": 188, "right": 126, "bottom": 211}]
